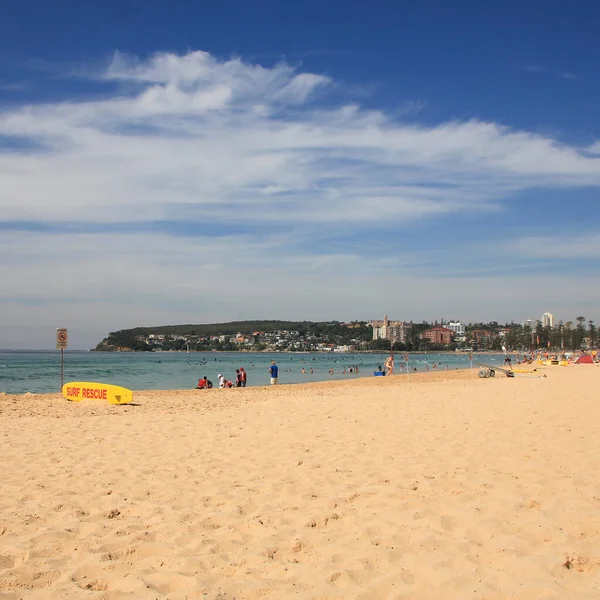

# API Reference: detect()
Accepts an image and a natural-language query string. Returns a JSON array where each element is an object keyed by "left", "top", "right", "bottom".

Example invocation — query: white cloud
[
  {"left": 1, "top": 50, "right": 600, "bottom": 226},
  {"left": 507, "top": 234, "right": 600, "bottom": 259},
  {"left": 522, "top": 65, "right": 547, "bottom": 73},
  {"left": 588, "top": 141, "right": 600, "bottom": 155}
]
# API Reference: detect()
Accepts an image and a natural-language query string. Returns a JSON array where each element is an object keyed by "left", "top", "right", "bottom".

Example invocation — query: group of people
[
  {"left": 195, "top": 362, "right": 280, "bottom": 388},
  {"left": 376, "top": 355, "right": 453, "bottom": 374},
  {"left": 327, "top": 365, "right": 360, "bottom": 374},
  {"left": 196, "top": 367, "right": 248, "bottom": 389},
  {"left": 424, "top": 362, "right": 448, "bottom": 371}
]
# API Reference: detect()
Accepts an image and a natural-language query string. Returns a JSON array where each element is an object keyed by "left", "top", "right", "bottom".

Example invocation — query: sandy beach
[{"left": 1, "top": 367, "right": 599, "bottom": 599}]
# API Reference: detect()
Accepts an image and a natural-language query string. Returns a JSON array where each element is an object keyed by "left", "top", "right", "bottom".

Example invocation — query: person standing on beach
[
  {"left": 269, "top": 361, "right": 278, "bottom": 385},
  {"left": 239, "top": 367, "right": 247, "bottom": 387},
  {"left": 384, "top": 354, "right": 395, "bottom": 375},
  {"left": 235, "top": 369, "right": 242, "bottom": 387}
]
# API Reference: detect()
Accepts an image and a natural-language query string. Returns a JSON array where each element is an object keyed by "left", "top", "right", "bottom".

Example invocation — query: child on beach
[{"left": 196, "top": 377, "right": 213, "bottom": 389}]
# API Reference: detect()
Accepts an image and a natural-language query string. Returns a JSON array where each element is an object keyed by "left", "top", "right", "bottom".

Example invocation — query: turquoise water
[{"left": 0, "top": 350, "right": 506, "bottom": 394}]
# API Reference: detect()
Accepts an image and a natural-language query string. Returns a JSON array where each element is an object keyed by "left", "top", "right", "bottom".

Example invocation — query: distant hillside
[{"left": 94, "top": 320, "right": 370, "bottom": 351}]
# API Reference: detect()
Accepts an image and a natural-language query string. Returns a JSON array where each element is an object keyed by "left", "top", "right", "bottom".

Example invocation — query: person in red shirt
[{"left": 239, "top": 367, "right": 247, "bottom": 387}]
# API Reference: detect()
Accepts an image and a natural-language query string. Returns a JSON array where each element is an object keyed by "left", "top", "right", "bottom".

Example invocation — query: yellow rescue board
[{"left": 62, "top": 381, "right": 133, "bottom": 405}]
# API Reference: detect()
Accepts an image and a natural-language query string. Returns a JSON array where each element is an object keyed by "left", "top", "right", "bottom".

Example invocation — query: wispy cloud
[
  {"left": 521, "top": 65, "right": 579, "bottom": 80},
  {"left": 1, "top": 50, "right": 599, "bottom": 226},
  {"left": 0, "top": 81, "right": 30, "bottom": 92},
  {"left": 522, "top": 65, "right": 547, "bottom": 73},
  {"left": 588, "top": 141, "right": 600, "bottom": 155},
  {"left": 507, "top": 233, "right": 600, "bottom": 259},
  {"left": 2, "top": 228, "right": 600, "bottom": 349}
]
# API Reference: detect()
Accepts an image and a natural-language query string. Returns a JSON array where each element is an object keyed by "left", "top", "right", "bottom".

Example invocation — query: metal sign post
[
  {"left": 56, "top": 328, "right": 68, "bottom": 390},
  {"left": 404, "top": 351, "right": 409, "bottom": 380}
]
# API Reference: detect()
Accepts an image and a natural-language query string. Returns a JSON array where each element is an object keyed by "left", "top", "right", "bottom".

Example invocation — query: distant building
[
  {"left": 371, "top": 315, "right": 412, "bottom": 343},
  {"left": 542, "top": 312, "right": 555, "bottom": 328},
  {"left": 420, "top": 326, "right": 454, "bottom": 345},
  {"left": 447, "top": 321, "right": 466, "bottom": 335},
  {"left": 371, "top": 314, "right": 389, "bottom": 340},
  {"left": 469, "top": 329, "right": 497, "bottom": 348}
]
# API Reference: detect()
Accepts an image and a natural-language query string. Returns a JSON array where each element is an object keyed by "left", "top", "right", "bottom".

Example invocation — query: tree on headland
[
  {"left": 550, "top": 322, "right": 563, "bottom": 349},
  {"left": 94, "top": 316, "right": 597, "bottom": 352},
  {"left": 574, "top": 316, "right": 586, "bottom": 349},
  {"left": 588, "top": 320, "right": 596, "bottom": 349},
  {"left": 562, "top": 321, "right": 573, "bottom": 349}
]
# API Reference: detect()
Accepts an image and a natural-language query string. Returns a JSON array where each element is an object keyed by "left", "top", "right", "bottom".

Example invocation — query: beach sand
[{"left": 1, "top": 367, "right": 599, "bottom": 599}]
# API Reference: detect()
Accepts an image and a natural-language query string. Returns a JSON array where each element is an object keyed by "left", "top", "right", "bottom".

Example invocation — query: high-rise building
[
  {"left": 447, "top": 321, "right": 466, "bottom": 335},
  {"left": 542, "top": 312, "right": 555, "bottom": 328},
  {"left": 388, "top": 322, "right": 412, "bottom": 343},
  {"left": 371, "top": 315, "right": 412, "bottom": 343}
]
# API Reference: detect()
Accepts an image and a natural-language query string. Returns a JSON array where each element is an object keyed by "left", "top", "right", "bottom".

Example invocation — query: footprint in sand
[
  {"left": 440, "top": 514, "right": 457, "bottom": 531},
  {"left": 0, "top": 554, "right": 16, "bottom": 569}
]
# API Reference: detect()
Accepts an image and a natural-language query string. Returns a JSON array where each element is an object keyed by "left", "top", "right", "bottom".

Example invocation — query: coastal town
[{"left": 94, "top": 312, "right": 596, "bottom": 353}]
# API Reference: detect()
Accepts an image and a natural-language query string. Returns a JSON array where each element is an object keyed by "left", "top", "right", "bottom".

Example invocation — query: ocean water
[{"left": 0, "top": 350, "right": 506, "bottom": 394}]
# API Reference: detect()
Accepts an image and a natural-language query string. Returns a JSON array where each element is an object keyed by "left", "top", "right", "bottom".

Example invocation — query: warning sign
[{"left": 56, "top": 328, "right": 68, "bottom": 349}]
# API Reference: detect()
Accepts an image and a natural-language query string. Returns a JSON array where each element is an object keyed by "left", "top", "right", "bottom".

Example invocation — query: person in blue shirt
[{"left": 269, "top": 361, "right": 279, "bottom": 385}]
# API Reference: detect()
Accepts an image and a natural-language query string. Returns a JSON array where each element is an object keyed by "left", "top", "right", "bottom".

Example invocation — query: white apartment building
[
  {"left": 542, "top": 312, "right": 555, "bottom": 328},
  {"left": 447, "top": 321, "right": 466, "bottom": 335}
]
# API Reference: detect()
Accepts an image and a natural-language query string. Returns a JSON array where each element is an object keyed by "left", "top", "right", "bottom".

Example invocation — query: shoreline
[{"left": 1, "top": 363, "right": 487, "bottom": 397}]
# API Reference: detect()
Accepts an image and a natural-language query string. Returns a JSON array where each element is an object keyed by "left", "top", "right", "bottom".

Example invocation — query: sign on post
[
  {"left": 56, "top": 328, "right": 68, "bottom": 349},
  {"left": 57, "top": 328, "right": 67, "bottom": 390}
]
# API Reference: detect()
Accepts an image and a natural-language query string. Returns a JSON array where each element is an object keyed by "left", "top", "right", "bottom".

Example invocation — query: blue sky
[{"left": 1, "top": 0, "right": 600, "bottom": 349}]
